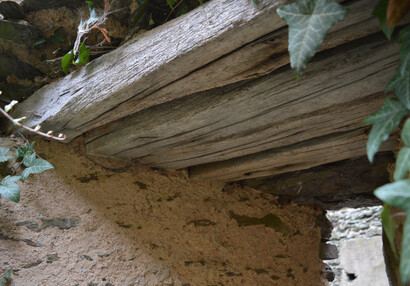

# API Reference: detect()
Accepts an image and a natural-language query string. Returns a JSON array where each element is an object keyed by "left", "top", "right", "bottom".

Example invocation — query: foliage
[
  {"left": 62, "top": 1, "right": 109, "bottom": 73},
  {"left": 33, "top": 27, "right": 64, "bottom": 47},
  {"left": 381, "top": 204, "right": 398, "bottom": 257},
  {"left": 0, "top": 144, "right": 53, "bottom": 203},
  {"left": 373, "top": 0, "right": 394, "bottom": 40},
  {"left": 0, "top": 91, "right": 62, "bottom": 203},
  {"left": 276, "top": 0, "right": 348, "bottom": 76},
  {"left": 0, "top": 269, "right": 12, "bottom": 286},
  {"left": 278, "top": 0, "right": 410, "bottom": 283},
  {"left": 363, "top": 98, "right": 409, "bottom": 163}
]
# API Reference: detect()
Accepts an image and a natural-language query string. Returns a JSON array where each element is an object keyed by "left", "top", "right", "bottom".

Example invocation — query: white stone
[{"left": 339, "top": 237, "right": 388, "bottom": 286}]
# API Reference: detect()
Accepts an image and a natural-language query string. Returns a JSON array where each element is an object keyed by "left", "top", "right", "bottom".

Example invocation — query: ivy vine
[{"left": 277, "top": 0, "right": 409, "bottom": 283}]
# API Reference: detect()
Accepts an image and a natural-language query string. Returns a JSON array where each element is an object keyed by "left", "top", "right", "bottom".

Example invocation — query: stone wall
[
  {"left": 0, "top": 138, "right": 327, "bottom": 285},
  {"left": 325, "top": 206, "right": 389, "bottom": 286}
]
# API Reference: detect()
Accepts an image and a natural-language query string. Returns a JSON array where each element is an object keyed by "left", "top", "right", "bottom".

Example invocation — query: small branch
[{"left": 0, "top": 108, "right": 66, "bottom": 141}]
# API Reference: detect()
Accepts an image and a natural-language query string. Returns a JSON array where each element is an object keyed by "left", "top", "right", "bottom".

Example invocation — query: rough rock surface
[
  {"left": 0, "top": 138, "right": 327, "bottom": 285},
  {"left": 325, "top": 206, "right": 388, "bottom": 286}
]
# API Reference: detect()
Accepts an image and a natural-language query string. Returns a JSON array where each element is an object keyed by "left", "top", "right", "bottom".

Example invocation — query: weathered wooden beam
[
  {"left": 9, "top": 0, "right": 395, "bottom": 141},
  {"left": 9, "top": 0, "right": 290, "bottom": 140},
  {"left": 241, "top": 153, "right": 393, "bottom": 209},
  {"left": 189, "top": 128, "right": 397, "bottom": 182},
  {"left": 85, "top": 34, "right": 399, "bottom": 170}
]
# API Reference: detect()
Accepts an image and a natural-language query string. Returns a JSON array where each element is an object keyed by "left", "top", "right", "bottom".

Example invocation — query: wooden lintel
[
  {"left": 9, "top": 0, "right": 290, "bottom": 140},
  {"left": 9, "top": 0, "right": 392, "bottom": 141},
  {"left": 85, "top": 34, "right": 399, "bottom": 172},
  {"left": 189, "top": 128, "right": 397, "bottom": 182}
]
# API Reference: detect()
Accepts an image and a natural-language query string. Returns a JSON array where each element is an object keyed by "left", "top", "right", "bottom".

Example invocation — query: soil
[{"left": 0, "top": 137, "right": 326, "bottom": 285}]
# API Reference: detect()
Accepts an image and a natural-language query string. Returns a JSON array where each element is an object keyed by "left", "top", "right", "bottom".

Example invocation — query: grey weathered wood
[
  {"left": 9, "top": 0, "right": 290, "bottom": 140},
  {"left": 189, "top": 128, "right": 397, "bottom": 182},
  {"left": 85, "top": 35, "right": 399, "bottom": 170},
  {"left": 9, "top": 0, "right": 396, "bottom": 141},
  {"left": 242, "top": 153, "right": 393, "bottom": 209}
]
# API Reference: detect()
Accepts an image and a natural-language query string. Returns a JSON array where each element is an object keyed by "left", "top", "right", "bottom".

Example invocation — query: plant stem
[{"left": 0, "top": 108, "right": 66, "bottom": 141}]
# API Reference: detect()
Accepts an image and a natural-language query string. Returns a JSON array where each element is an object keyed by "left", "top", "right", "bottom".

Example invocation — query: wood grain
[
  {"left": 189, "top": 128, "right": 398, "bottom": 182},
  {"left": 9, "top": 0, "right": 396, "bottom": 141},
  {"left": 85, "top": 35, "right": 400, "bottom": 171},
  {"left": 9, "top": 0, "right": 290, "bottom": 140}
]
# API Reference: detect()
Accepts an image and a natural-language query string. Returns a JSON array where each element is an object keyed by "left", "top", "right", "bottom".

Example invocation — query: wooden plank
[
  {"left": 9, "top": 0, "right": 290, "bottom": 140},
  {"left": 242, "top": 153, "right": 393, "bottom": 209},
  {"left": 85, "top": 35, "right": 400, "bottom": 169},
  {"left": 9, "top": 0, "right": 398, "bottom": 141},
  {"left": 134, "top": 0, "right": 386, "bottom": 104},
  {"left": 189, "top": 128, "right": 397, "bottom": 182}
]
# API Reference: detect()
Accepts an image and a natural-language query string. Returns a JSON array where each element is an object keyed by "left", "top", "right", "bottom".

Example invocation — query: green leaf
[
  {"left": 85, "top": 1, "right": 98, "bottom": 24},
  {"left": 4, "top": 269, "right": 11, "bottom": 279},
  {"left": 0, "top": 147, "right": 12, "bottom": 163},
  {"left": 402, "top": 217, "right": 410, "bottom": 284},
  {"left": 386, "top": 74, "right": 400, "bottom": 93},
  {"left": 73, "top": 41, "right": 91, "bottom": 66},
  {"left": 381, "top": 204, "right": 398, "bottom": 258},
  {"left": 403, "top": 118, "right": 410, "bottom": 146},
  {"left": 62, "top": 49, "right": 74, "bottom": 74},
  {"left": 198, "top": 0, "right": 203, "bottom": 4},
  {"left": 15, "top": 142, "right": 34, "bottom": 160},
  {"left": 394, "top": 147, "right": 410, "bottom": 181},
  {"left": 363, "top": 98, "right": 410, "bottom": 162},
  {"left": 0, "top": 175, "right": 21, "bottom": 202},
  {"left": 399, "top": 26, "right": 410, "bottom": 45},
  {"left": 23, "top": 152, "right": 36, "bottom": 168},
  {"left": 394, "top": 71, "right": 410, "bottom": 109},
  {"left": 375, "top": 180, "right": 410, "bottom": 214},
  {"left": 48, "top": 27, "right": 64, "bottom": 43},
  {"left": 32, "top": 38, "right": 47, "bottom": 47},
  {"left": 276, "top": 0, "right": 348, "bottom": 76},
  {"left": 0, "top": 278, "right": 6, "bottom": 286},
  {"left": 21, "top": 155, "right": 53, "bottom": 182},
  {"left": 167, "top": 0, "right": 176, "bottom": 8},
  {"left": 176, "top": 1, "right": 189, "bottom": 17},
  {"left": 375, "top": 180, "right": 410, "bottom": 284},
  {"left": 149, "top": 13, "right": 155, "bottom": 26},
  {"left": 373, "top": 0, "right": 394, "bottom": 41}
]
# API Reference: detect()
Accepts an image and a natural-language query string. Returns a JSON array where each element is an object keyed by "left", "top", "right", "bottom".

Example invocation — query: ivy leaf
[
  {"left": 399, "top": 26, "right": 410, "bottom": 45},
  {"left": 394, "top": 147, "right": 410, "bottom": 181},
  {"left": 4, "top": 269, "right": 11, "bottom": 279},
  {"left": 403, "top": 118, "right": 410, "bottom": 146},
  {"left": 0, "top": 175, "right": 21, "bottom": 202},
  {"left": 363, "top": 98, "right": 410, "bottom": 162},
  {"left": 373, "top": 0, "right": 394, "bottom": 40},
  {"left": 23, "top": 152, "right": 36, "bottom": 167},
  {"left": 374, "top": 179, "right": 410, "bottom": 284},
  {"left": 277, "top": 0, "right": 348, "bottom": 76},
  {"left": 387, "top": 35, "right": 410, "bottom": 109},
  {"left": 381, "top": 204, "right": 398, "bottom": 258},
  {"left": 32, "top": 38, "right": 48, "bottom": 47},
  {"left": 176, "top": 1, "right": 189, "bottom": 17},
  {"left": 0, "top": 147, "right": 12, "bottom": 163},
  {"left": 73, "top": 41, "right": 91, "bottom": 66},
  {"left": 62, "top": 49, "right": 74, "bottom": 74},
  {"left": 15, "top": 142, "right": 34, "bottom": 160},
  {"left": 394, "top": 71, "right": 410, "bottom": 109},
  {"left": 21, "top": 153, "right": 53, "bottom": 182},
  {"left": 85, "top": 1, "right": 98, "bottom": 25},
  {"left": 47, "top": 27, "right": 64, "bottom": 43},
  {"left": 166, "top": 0, "right": 176, "bottom": 8}
]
